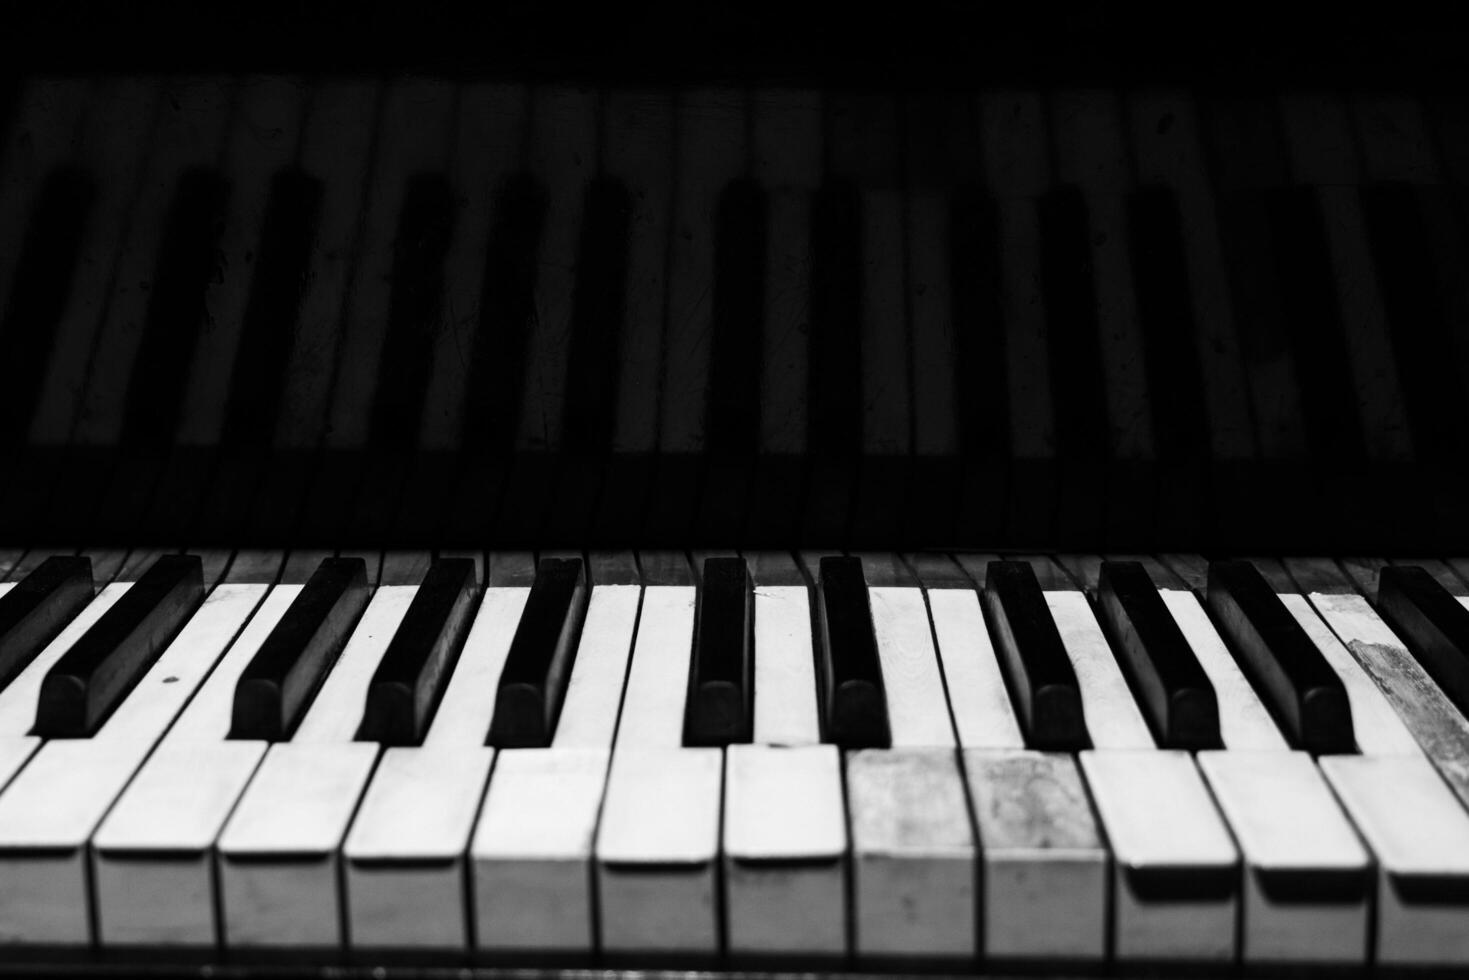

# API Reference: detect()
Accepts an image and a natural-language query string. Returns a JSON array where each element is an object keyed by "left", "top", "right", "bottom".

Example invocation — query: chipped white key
[
  {"left": 724, "top": 744, "right": 846, "bottom": 960},
  {"left": 1080, "top": 750, "right": 1238, "bottom": 962},
  {"left": 846, "top": 748, "right": 975, "bottom": 962},
  {"left": 596, "top": 747, "right": 723, "bottom": 960},
  {"left": 869, "top": 585, "right": 956, "bottom": 747},
  {"left": 964, "top": 749, "right": 1106, "bottom": 961}
]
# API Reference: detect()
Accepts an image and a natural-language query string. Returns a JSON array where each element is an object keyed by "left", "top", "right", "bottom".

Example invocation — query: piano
[{"left": 5, "top": 5, "right": 1469, "bottom": 977}]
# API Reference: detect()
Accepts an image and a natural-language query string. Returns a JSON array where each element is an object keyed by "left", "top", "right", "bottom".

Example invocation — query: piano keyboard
[
  {"left": 4, "top": 547, "right": 1469, "bottom": 971},
  {"left": 3, "top": 79, "right": 1469, "bottom": 551}
]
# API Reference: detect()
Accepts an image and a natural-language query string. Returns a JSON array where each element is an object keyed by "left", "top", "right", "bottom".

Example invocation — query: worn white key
[
  {"left": 0, "top": 579, "right": 270, "bottom": 945},
  {"left": 1321, "top": 754, "right": 1469, "bottom": 965},
  {"left": 846, "top": 748, "right": 974, "bottom": 961},
  {"left": 869, "top": 585, "right": 955, "bottom": 747},
  {"left": 1080, "top": 750, "right": 1238, "bottom": 961},
  {"left": 597, "top": 747, "right": 723, "bottom": 959},
  {"left": 964, "top": 749, "right": 1106, "bottom": 961},
  {"left": 1045, "top": 589, "right": 1154, "bottom": 749},
  {"left": 420, "top": 581, "right": 531, "bottom": 749},
  {"left": 550, "top": 579, "right": 640, "bottom": 749},
  {"left": 217, "top": 583, "right": 414, "bottom": 949},
  {"left": 723, "top": 744, "right": 845, "bottom": 960}
]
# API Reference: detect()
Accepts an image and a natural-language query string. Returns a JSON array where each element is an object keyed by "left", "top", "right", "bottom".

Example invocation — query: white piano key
[
  {"left": 1159, "top": 588, "right": 1289, "bottom": 751},
  {"left": 1197, "top": 750, "right": 1369, "bottom": 964},
  {"left": 869, "top": 586, "right": 955, "bottom": 748},
  {"left": 963, "top": 749, "right": 1107, "bottom": 961},
  {"left": 596, "top": 747, "right": 723, "bottom": 959},
  {"left": 1079, "top": 750, "right": 1238, "bottom": 962},
  {"left": 0, "top": 581, "right": 269, "bottom": 945},
  {"left": 216, "top": 741, "right": 379, "bottom": 950},
  {"left": 922, "top": 575, "right": 1024, "bottom": 750},
  {"left": 846, "top": 747, "right": 975, "bottom": 961},
  {"left": 1293, "top": 562, "right": 1469, "bottom": 809},
  {"left": 753, "top": 583, "right": 820, "bottom": 746},
  {"left": 91, "top": 568, "right": 295, "bottom": 947},
  {"left": 550, "top": 581, "right": 641, "bottom": 749},
  {"left": 292, "top": 584, "right": 415, "bottom": 742},
  {"left": 92, "top": 739, "right": 267, "bottom": 946},
  {"left": 1045, "top": 589, "right": 1155, "bottom": 750},
  {"left": 723, "top": 744, "right": 846, "bottom": 959},
  {"left": 1321, "top": 754, "right": 1469, "bottom": 965},
  {"left": 216, "top": 583, "right": 414, "bottom": 949},
  {"left": 342, "top": 746, "right": 494, "bottom": 951},
  {"left": 472, "top": 747, "right": 608, "bottom": 956},
  {"left": 612, "top": 583, "right": 696, "bottom": 748},
  {"left": 1277, "top": 590, "right": 1421, "bottom": 756},
  {"left": 420, "top": 582, "right": 530, "bottom": 748}
]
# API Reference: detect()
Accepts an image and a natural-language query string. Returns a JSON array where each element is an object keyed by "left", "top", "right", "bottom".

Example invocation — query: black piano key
[
  {"left": 982, "top": 559, "right": 1088, "bottom": 750},
  {"left": 1205, "top": 559, "right": 1354, "bottom": 754},
  {"left": 358, "top": 558, "right": 478, "bottom": 746},
  {"left": 803, "top": 181, "right": 863, "bottom": 545},
  {"left": 369, "top": 173, "right": 457, "bottom": 449},
  {"left": 464, "top": 172, "right": 548, "bottom": 453},
  {"left": 0, "top": 167, "right": 96, "bottom": 446},
  {"left": 121, "top": 167, "right": 230, "bottom": 448},
  {"left": 1037, "top": 185, "right": 1109, "bottom": 545},
  {"left": 0, "top": 556, "right": 94, "bottom": 687},
  {"left": 815, "top": 555, "right": 889, "bottom": 748},
  {"left": 230, "top": 556, "right": 370, "bottom": 741},
  {"left": 1127, "top": 185, "right": 1212, "bottom": 527},
  {"left": 1375, "top": 565, "right": 1469, "bottom": 716},
  {"left": 950, "top": 186, "right": 1011, "bottom": 545},
  {"left": 487, "top": 557, "right": 589, "bottom": 747},
  {"left": 1097, "top": 560, "right": 1222, "bottom": 749},
  {"left": 700, "top": 178, "right": 767, "bottom": 540},
  {"left": 1262, "top": 186, "right": 1367, "bottom": 465},
  {"left": 35, "top": 554, "right": 204, "bottom": 737},
  {"left": 562, "top": 176, "right": 632, "bottom": 456},
  {"left": 1361, "top": 182, "right": 1469, "bottom": 465},
  {"left": 220, "top": 168, "right": 325, "bottom": 449},
  {"left": 684, "top": 556, "right": 754, "bottom": 746}
]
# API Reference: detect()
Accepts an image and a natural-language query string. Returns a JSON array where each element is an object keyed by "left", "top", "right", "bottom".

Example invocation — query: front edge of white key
[{"left": 723, "top": 744, "right": 847, "bottom": 961}]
